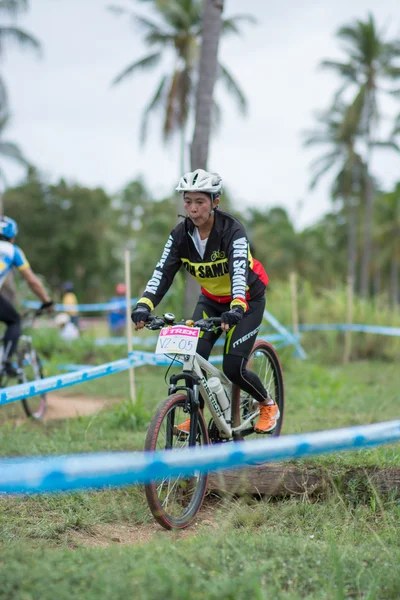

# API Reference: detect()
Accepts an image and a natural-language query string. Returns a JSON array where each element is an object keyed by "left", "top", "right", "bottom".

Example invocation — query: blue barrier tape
[
  {"left": 0, "top": 356, "right": 139, "bottom": 406},
  {"left": 0, "top": 419, "right": 399, "bottom": 494},
  {"left": 0, "top": 348, "right": 225, "bottom": 407},
  {"left": 263, "top": 310, "right": 307, "bottom": 359},
  {"left": 23, "top": 299, "right": 138, "bottom": 312},
  {"left": 299, "top": 324, "right": 400, "bottom": 337}
]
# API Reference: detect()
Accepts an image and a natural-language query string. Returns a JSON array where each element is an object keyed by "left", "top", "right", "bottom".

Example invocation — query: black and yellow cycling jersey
[{"left": 138, "top": 210, "right": 268, "bottom": 313}]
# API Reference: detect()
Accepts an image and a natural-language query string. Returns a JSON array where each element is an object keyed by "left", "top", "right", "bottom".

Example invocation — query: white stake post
[
  {"left": 290, "top": 272, "right": 299, "bottom": 337},
  {"left": 124, "top": 248, "right": 136, "bottom": 403},
  {"left": 344, "top": 275, "right": 354, "bottom": 365}
]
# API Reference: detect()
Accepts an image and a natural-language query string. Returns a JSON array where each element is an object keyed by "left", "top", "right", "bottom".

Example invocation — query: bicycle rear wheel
[
  {"left": 18, "top": 348, "right": 47, "bottom": 420},
  {"left": 232, "top": 340, "right": 285, "bottom": 440},
  {"left": 144, "top": 393, "right": 209, "bottom": 530}
]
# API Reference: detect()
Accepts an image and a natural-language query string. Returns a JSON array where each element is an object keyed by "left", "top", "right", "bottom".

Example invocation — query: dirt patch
[
  {"left": 68, "top": 505, "right": 218, "bottom": 548},
  {"left": 44, "top": 393, "right": 109, "bottom": 421}
]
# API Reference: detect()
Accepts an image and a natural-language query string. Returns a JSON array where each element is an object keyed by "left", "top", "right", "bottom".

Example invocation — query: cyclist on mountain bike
[
  {"left": 0, "top": 217, "right": 53, "bottom": 376},
  {"left": 131, "top": 169, "right": 279, "bottom": 434}
]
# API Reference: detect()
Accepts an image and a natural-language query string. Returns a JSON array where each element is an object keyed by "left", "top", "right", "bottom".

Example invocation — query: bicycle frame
[{"left": 170, "top": 352, "right": 260, "bottom": 440}]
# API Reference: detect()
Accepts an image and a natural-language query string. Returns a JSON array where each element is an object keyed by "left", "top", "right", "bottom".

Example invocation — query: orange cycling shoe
[
  {"left": 254, "top": 402, "right": 280, "bottom": 433},
  {"left": 174, "top": 417, "right": 191, "bottom": 435}
]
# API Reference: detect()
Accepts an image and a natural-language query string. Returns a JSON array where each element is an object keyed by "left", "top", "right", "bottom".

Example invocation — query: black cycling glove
[
  {"left": 40, "top": 300, "right": 54, "bottom": 310},
  {"left": 221, "top": 306, "right": 244, "bottom": 327},
  {"left": 131, "top": 303, "right": 151, "bottom": 324}
]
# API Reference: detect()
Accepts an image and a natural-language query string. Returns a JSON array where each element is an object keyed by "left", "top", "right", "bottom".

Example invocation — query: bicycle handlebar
[{"left": 144, "top": 314, "right": 222, "bottom": 332}]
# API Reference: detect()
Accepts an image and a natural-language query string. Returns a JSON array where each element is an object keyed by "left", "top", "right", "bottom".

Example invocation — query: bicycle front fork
[{"left": 168, "top": 373, "right": 201, "bottom": 447}]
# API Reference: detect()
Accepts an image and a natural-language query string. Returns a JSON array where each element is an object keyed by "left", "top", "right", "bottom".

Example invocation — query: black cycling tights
[
  {"left": 222, "top": 354, "right": 267, "bottom": 405},
  {"left": 0, "top": 294, "right": 21, "bottom": 362}
]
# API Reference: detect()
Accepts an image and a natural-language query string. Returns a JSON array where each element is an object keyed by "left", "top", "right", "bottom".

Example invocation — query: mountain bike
[
  {"left": 0, "top": 309, "right": 47, "bottom": 420},
  {"left": 143, "top": 312, "right": 285, "bottom": 530}
]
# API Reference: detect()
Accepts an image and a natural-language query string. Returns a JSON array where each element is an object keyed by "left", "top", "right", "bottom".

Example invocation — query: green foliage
[
  {"left": 4, "top": 172, "right": 123, "bottom": 300},
  {"left": 0, "top": 359, "right": 399, "bottom": 596},
  {"left": 110, "top": 388, "right": 152, "bottom": 431}
]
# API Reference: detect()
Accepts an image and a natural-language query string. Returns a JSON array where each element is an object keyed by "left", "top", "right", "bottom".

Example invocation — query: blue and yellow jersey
[
  {"left": 0, "top": 241, "right": 30, "bottom": 289},
  {"left": 138, "top": 210, "right": 268, "bottom": 313}
]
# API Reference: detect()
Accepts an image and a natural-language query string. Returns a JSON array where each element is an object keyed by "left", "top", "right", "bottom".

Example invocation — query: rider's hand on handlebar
[
  {"left": 131, "top": 303, "right": 151, "bottom": 331},
  {"left": 40, "top": 300, "right": 54, "bottom": 313},
  {"left": 221, "top": 306, "right": 244, "bottom": 331}
]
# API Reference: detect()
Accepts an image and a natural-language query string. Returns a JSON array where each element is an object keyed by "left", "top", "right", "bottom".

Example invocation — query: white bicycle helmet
[{"left": 176, "top": 169, "right": 222, "bottom": 195}]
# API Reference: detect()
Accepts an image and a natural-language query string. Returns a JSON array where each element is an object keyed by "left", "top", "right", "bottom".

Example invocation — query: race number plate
[{"left": 155, "top": 325, "right": 200, "bottom": 355}]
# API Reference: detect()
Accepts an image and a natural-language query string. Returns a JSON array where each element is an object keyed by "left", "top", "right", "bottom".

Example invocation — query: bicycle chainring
[{"left": 207, "top": 418, "right": 228, "bottom": 444}]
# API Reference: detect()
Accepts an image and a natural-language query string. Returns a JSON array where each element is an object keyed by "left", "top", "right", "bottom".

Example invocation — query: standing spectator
[
  {"left": 61, "top": 281, "right": 79, "bottom": 328},
  {"left": 108, "top": 283, "right": 127, "bottom": 336}
]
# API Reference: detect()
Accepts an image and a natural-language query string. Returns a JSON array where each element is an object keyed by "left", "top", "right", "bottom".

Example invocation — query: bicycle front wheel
[
  {"left": 18, "top": 348, "right": 47, "bottom": 420},
  {"left": 144, "top": 393, "right": 209, "bottom": 530}
]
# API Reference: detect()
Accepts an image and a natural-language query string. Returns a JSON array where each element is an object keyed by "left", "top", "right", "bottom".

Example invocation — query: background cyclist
[
  {"left": 0, "top": 216, "right": 53, "bottom": 376},
  {"left": 131, "top": 169, "right": 279, "bottom": 434}
]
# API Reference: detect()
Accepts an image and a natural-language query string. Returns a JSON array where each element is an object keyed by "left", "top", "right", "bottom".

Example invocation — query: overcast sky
[{"left": 3, "top": 0, "right": 400, "bottom": 227}]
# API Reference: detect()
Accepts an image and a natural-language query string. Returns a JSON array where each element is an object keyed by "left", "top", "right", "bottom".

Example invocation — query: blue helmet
[
  {"left": 62, "top": 281, "right": 74, "bottom": 292},
  {"left": 0, "top": 217, "right": 18, "bottom": 239}
]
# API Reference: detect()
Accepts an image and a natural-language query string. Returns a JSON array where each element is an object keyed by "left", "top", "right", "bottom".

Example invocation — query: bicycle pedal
[{"left": 254, "top": 427, "right": 275, "bottom": 435}]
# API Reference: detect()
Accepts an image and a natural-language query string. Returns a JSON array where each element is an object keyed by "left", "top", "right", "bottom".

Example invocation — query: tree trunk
[
  {"left": 190, "top": 0, "right": 224, "bottom": 170},
  {"left": 360, "top": 109, "right": 374, "bottom": 298},
  {"left": 373, "top": 262, "right": 381, "bottom": 298},
  {"left": 183, "top": 0, "right": 224, "bottom": 316},
  {"left": 360, "top": 169, "right": 374, "bottom": 297},
  {"left": 207, "top": 464, "right": 400, "bottom": 499},
  {"left": 391, "top": 256, "right": 399, "bottom": 309},
  {"left": 346, "top": 195, "right": 357, "bottom": 289}
]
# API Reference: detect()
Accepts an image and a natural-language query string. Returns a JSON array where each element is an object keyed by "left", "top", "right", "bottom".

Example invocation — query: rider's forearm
[{"left": 28, "top": 276, "right": 51, "bottom": 304}]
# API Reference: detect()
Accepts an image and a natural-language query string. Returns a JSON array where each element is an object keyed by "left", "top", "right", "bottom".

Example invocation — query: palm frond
[
  {"left": 162, "top": 68, "right": 191, "bottom": 141},
  {"left": 0, "top": 76, "right": 8, "bottom": 110},
  {"left": 221, "top": 14, "right": 257, "bottom": 36},
  {"left": 163, "top": 70, "right": 181, "bottom": 140},
  {"left": 309, "top": 156, "right": 338, "bottom": 190},
  {"left": 371, "top": 139, "right": 400, "bottom": 152},
  {"left": 134, "top": 15, "right": 167, "bottom": 38},
  {"left": 386, "top": 87, "right": 400, "bottom": 98},
  {"left": 0, "top": 140, "right": 29, "bottom": 165},
  {"left": 111, "top": 52, "right": 161, "bottom": 86},
  {"left": 320, "top": 60, "right": 358, "bottom": 83},
  {"left": 309, "top": 150, "right": 342, "bottom": 171},
  {"left": 0, "top": 26, "right": 41, "bottom": 55},
  {"left": 0, "top": 0, "right": 27, "bottom": 17},
  {"left": 212, "top": 98, "right": 222, "bottom": 133},
  {"left": 392, "top": 114, "right": 400, "bottom": 136},
  {"left": 157, "top": 1, "right": 193, "bottom": 31},
  {"left": 140, "top": 75, "right": 167, "bottom": 144},
  {"left": 218, "top": 63, "right": 247, "bottom": 115},
  {"left": 107, "top": 4, "right": 131, "bottom": 17}
]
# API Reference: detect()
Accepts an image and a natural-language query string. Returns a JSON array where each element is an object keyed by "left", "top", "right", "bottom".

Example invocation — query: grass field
[{"left": 0, "top": 353, "right": 399, "bottom": 599}]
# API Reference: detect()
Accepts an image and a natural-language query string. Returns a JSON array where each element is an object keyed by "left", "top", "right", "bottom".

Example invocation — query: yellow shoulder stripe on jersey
[{"left": 17, "top": 263, "right": 30, "bottom": 271}]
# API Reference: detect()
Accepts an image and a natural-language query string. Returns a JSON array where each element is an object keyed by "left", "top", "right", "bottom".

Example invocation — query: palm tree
[
  {"left": 320, "top": 13, "right": 400, "bottom": 297},
  {"left": 0, "top": 0, "right": 41, "bottom": 109},
  {"left": 0, "top": 111, "right": 29, "bottom": 194},
  {"left": 0, "top": 109, "right": 30, "bottom": 303},
  {"left": 108, "top": 0, "right": 254, "bottom": 167},
  {"left": 190, "top": 0, "right": 223, "bottom": 171},
  {"left": 374, "top": 184, "right": 400, "bottom": 307},
  {"left": 303, "top": 102, "right": 364, "bottom": 288}
]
